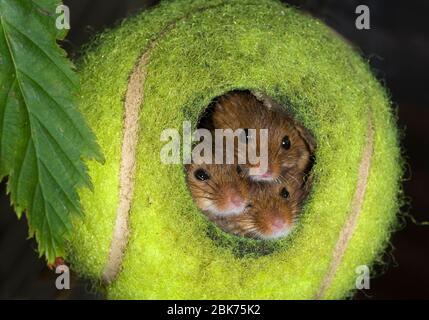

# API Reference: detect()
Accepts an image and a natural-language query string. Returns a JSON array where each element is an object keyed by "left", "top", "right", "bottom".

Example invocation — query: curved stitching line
[{"left": 315, "top": 115, "right": 375, "bottom": 299}]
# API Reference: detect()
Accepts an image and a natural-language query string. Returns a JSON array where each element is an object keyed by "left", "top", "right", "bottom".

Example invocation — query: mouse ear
[
  {"left": 293, "top": 171, "right": 314, "bottom": 206},
  {"left": 251, "top": 91, "right": 281, "bottom": 111},
  {"left": 214, "top": 100, "right": 224, "bottom": 111},
  {"left": 184, "top": 163, "right": 191, "bottom": 172},
  {"left": 294, "top": 123, "right": 317, "bottom": 154},
  {"left": 251, "top": 91, "right": 317, "bottom": 153}
]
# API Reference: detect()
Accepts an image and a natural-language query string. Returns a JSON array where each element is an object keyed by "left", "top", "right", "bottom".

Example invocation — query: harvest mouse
[
  {"left": 186, "top": 162, "right": 250, "bottom": 217},
  {"left": 212, "top": 91, "right": 315, "bottom": 182},
  {"left": 212, "top": 180, "right": 306, "bottom": 240}
]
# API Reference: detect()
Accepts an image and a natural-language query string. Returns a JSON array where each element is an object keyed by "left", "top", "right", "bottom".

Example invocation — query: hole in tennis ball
[{"left": 185, "top": 90, "right": 316, "bottom": 250}]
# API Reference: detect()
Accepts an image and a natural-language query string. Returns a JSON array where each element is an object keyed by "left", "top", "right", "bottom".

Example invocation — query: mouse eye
[
  {"left": 280, "top": 187, "right": 290, "bottom": 199},
  {"left": 194, "top": 169, "right": 210, "bottom": 181},
  {"left": 236, "top": 166, "right": 243, "bottom": 175},
  {"left": 281, "top": 135, "right": 291, "bottom": 150},
  {"left": 243, "top": 203, "right": 253, "bottom": 214}
]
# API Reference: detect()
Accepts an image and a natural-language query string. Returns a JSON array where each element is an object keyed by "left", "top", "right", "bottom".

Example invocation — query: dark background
[{"left": 0, "top": 0, "right": 428, "bottom": 299}]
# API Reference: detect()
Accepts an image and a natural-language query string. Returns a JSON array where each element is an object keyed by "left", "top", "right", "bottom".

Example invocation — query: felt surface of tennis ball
[{"left": 67, "top": 0, "right": 402, "bottom": 299}]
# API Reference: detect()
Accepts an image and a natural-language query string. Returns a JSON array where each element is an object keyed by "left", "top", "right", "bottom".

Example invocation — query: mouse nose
[
  {"left": 230, "top": 192, "right": 244, "bottom": 207},
  {"left": 260, "top": 170, "right": 272, "bottom": 178},
  {"left": 269, "top": 216, "right": 286, "bottom": 232},
  {"left": 221, "top": 189, "right": 246, "bottom": 216}
]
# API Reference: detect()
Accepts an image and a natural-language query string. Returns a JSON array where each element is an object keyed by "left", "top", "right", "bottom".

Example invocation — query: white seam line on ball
[
  {"left": 315, "top": 115, "right": 375, "bottom": 299},
  {"left": 101, "top": 1, "right": 232, "bottom": 284},
  {"left": 102, "top": 51, "right": 149, "bottom": 283}
]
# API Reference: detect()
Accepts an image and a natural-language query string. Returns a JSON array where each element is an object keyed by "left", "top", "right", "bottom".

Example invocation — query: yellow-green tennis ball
[{"left": 68, "top": 0, "right": 402, "bottom": 299}]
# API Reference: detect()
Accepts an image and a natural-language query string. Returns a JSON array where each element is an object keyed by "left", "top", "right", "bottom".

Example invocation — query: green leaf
[
  {"left": 32, "top": 0, "right": 69, "bottom": 40},
  {"left": 0, "top": 0, "right": 104, "bottom": 262}
]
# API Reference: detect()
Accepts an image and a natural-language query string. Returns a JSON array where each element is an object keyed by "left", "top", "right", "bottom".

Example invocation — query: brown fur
[
  {"left": 212, "top": 180, "right": 305, "bottom": 239},
  {"left": 186, "top": 162, "right": 250, "bottom": 217},
  {"left": 212, "top": 91, "right": 314, "bottom": 181}
]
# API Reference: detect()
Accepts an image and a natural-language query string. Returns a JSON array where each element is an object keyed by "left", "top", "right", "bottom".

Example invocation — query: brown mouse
[
  {"left": 212, "top": 91, "right": 315, "bottom": 182},
  {"left": 212, "top": 179, "right": 306, "bottom": 240},
  {"left": 186, "top": 162, "right": 250, "bottom": 217}
]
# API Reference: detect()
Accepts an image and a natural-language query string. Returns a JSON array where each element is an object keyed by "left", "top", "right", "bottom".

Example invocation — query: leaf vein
[
  {"left": 17, "top": 67, "right": 88, "bottom": 144},
  {"left": 29, "top": 113, "right": 90, "bottom": 187},
  {"left": 0, "top": 78, "right": 17, "bottom": 163},
  {"left": 39, "top": 155, "right": 82, "bottom": 215},
  {"left": 2, "top": 17, "right": 76, "bottom": 86}
]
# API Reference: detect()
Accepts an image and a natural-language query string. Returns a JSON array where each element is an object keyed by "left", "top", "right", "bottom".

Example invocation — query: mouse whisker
[
  {"left": 190, "top": 184, "right": 217, "bottom": 196},
  {"left": 280, "top": 171, "right": 299, "bottom": 185},
  {"left": 192, "top": 186, "right": 216, "bottom": 195},
  {"left": 242, "top": 228, "right": 260, "bottom": 238},
  {"left": 204, "top": 203, "right": 220, "bottom": 213},
  {"left": 198, "top": 195, "right": 217, "bottom": 201},
  {"left": 205, "top": 178, "right": 221, "bottom": 191},
  {"left": 275, "top": 176, "right": 285, "bottom": 184},
  {"left": 236, "top": 222, "right": 258, "bottom": 232}
]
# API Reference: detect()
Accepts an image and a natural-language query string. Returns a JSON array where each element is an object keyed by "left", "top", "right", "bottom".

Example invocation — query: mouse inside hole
[{"left": 185, "top": 90, "right": 316, "bottom": 240}]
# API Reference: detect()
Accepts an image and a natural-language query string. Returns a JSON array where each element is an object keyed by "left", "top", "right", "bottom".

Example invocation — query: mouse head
[
  {"left": 221, "top": 181, "right": 304, "bottom": 240},
  {"left": 212, "top": 91, "right": 314, "bottom": 182},
  {"left": 185, "top": 162, "right": 250, "bottom": 217}
]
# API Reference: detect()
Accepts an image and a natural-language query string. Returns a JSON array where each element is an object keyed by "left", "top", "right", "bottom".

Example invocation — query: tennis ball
[{"left": 67, "top": 0, "right": 402, "bottom": 299}]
